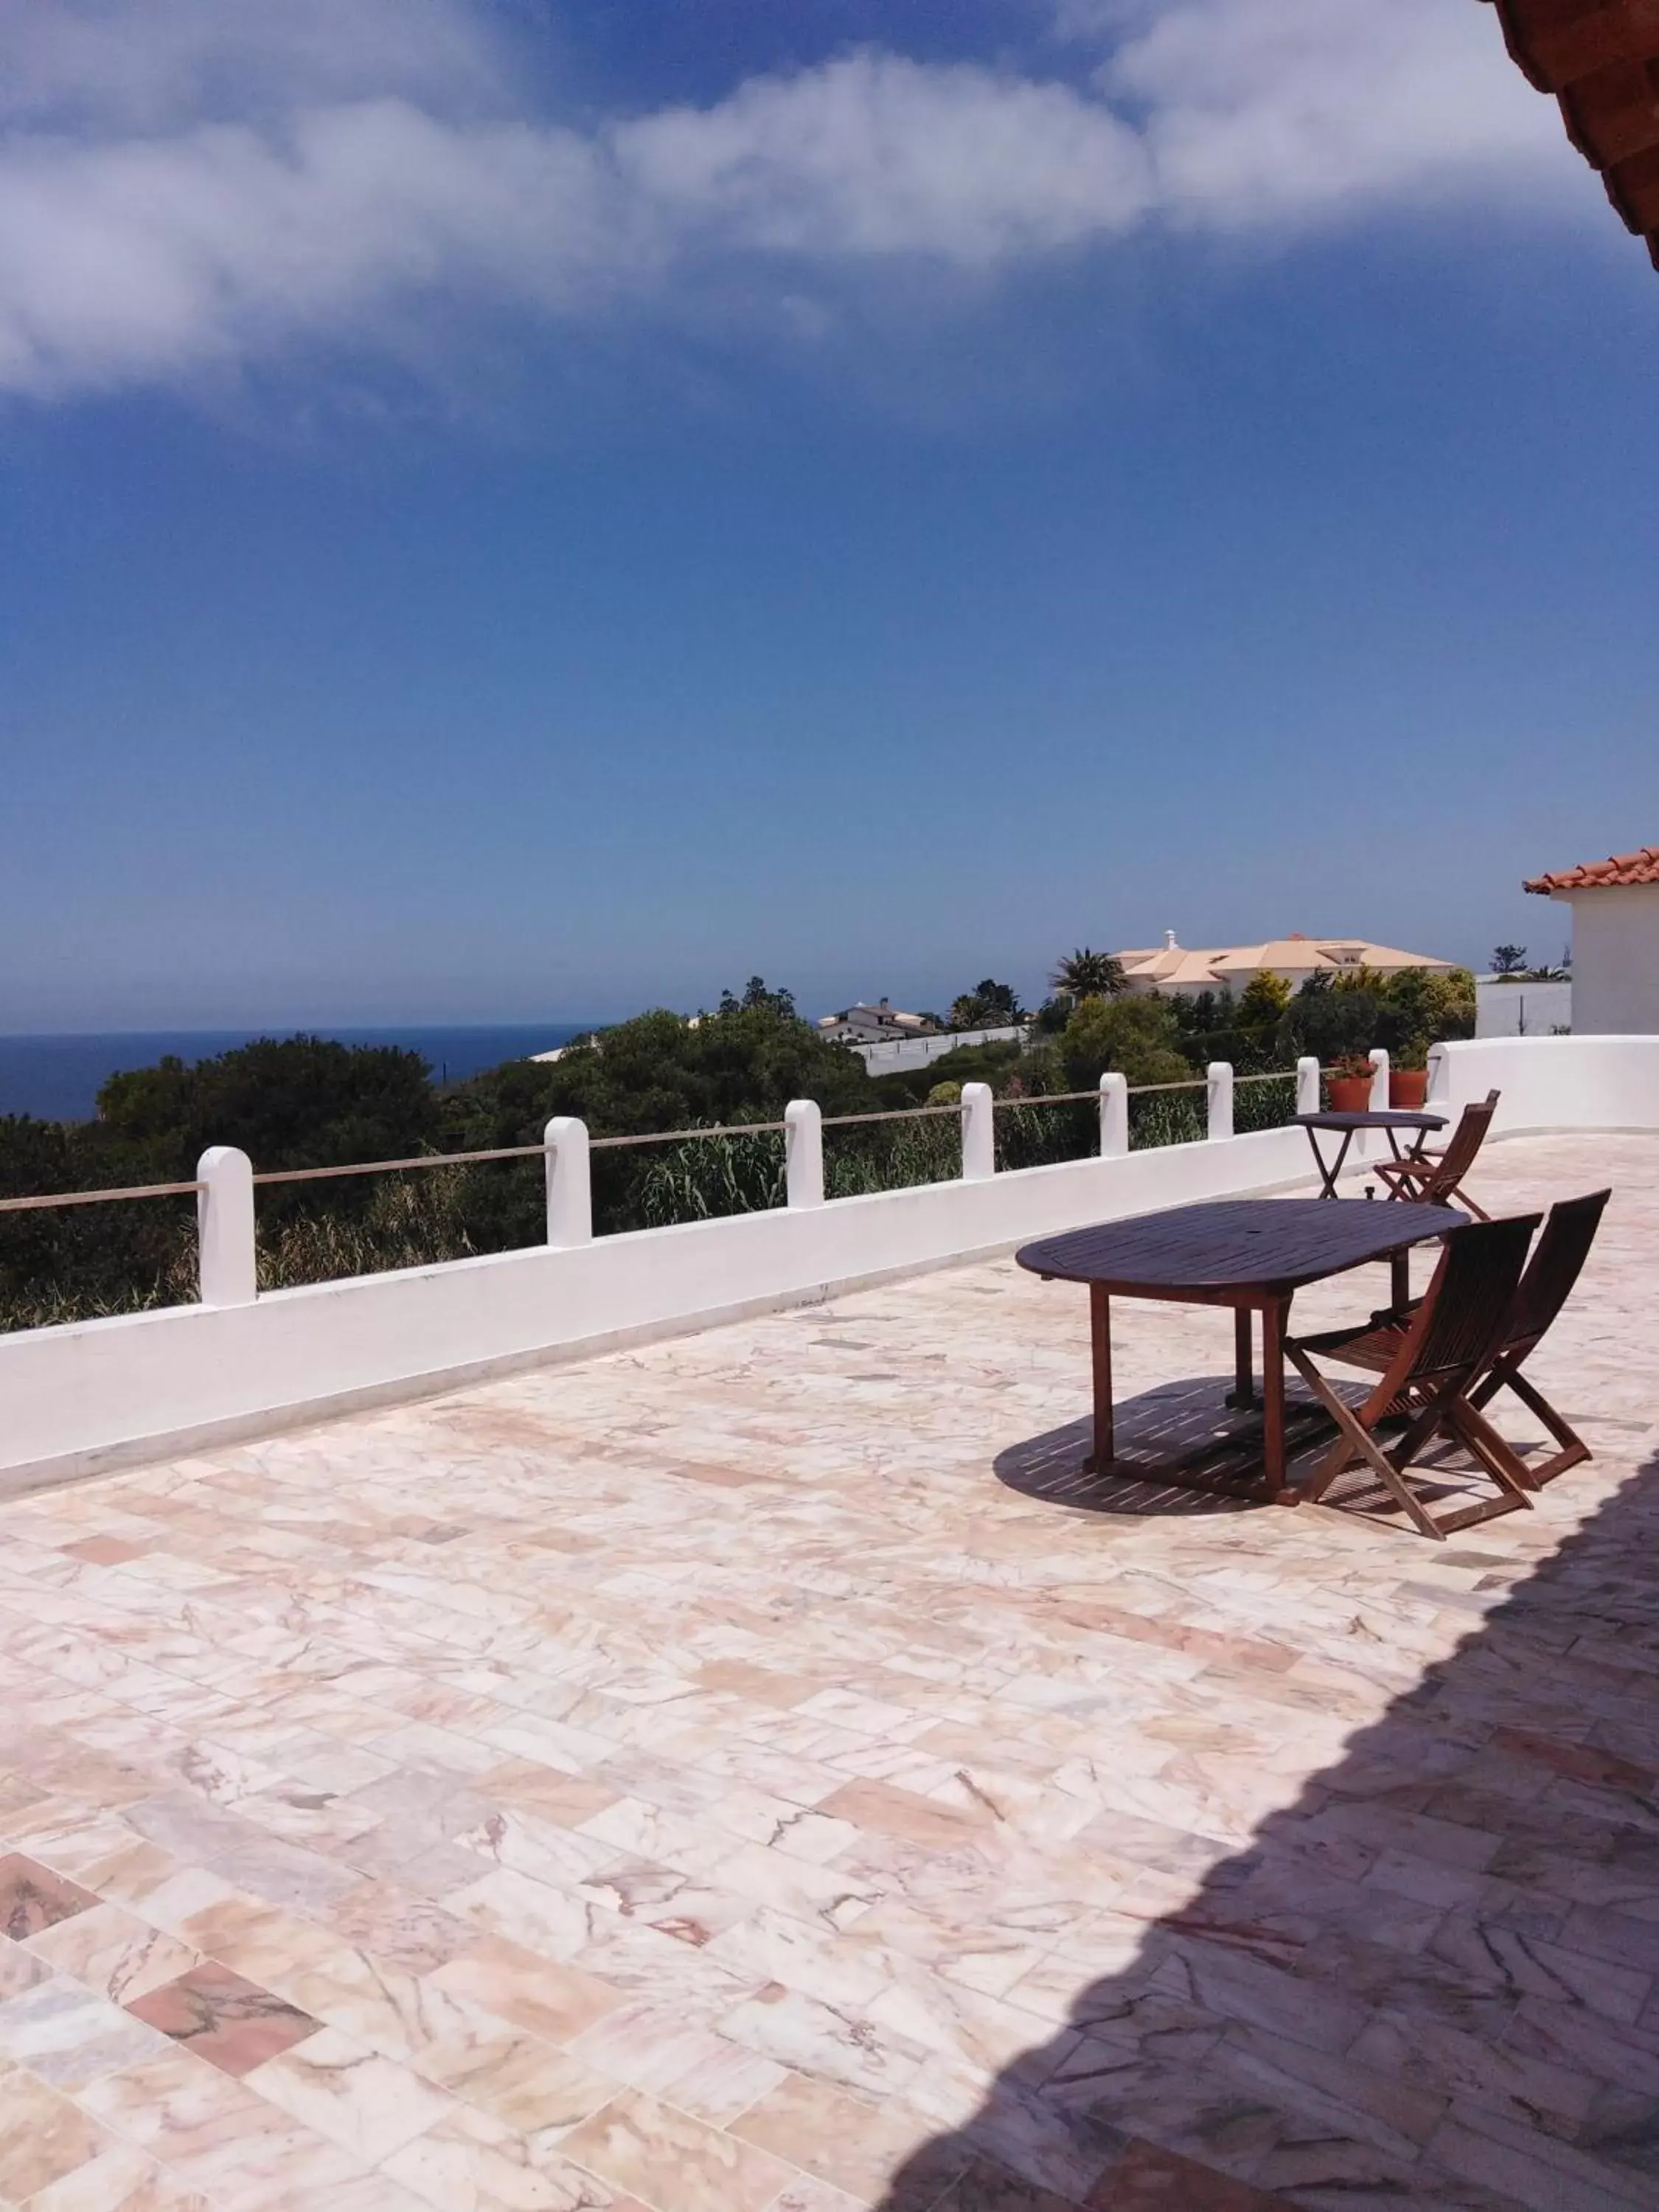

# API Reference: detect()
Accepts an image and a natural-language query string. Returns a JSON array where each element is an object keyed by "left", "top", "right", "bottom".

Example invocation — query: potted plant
[
  {"left": 1325, "top": 1053, "right": 1374, "bottom": 1113},
  {"left": 1389, "top": 1037, "right": 1430, "bottom": 1110}
]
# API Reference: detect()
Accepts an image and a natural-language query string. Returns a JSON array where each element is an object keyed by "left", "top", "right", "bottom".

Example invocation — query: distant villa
[
  {"left": 1113, "top": 931, "right": 1455, "bottom": 999},
  {"left": 816, "top": 999, "right": 941, "bottom": 1045}
]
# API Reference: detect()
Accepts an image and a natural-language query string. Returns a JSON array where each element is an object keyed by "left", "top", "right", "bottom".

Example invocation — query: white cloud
[
  {"left": 613, "top": 55, "right": 1151, "bottom": 265},
  {"left": 0, "top": 0, "right": 506, "bottom": 128},
  {"left": 0, "top": 0, "right": 1577, "bottom": 403},
  {"left": 1099, "top": 0, "right": 1564, "bottom": 227}
]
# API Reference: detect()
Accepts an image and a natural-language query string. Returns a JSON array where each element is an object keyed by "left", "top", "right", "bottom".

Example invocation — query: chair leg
[
  {"left": 1445, "top": 1180, "right": 1489, "bottom": 1222},
  {"left": 1374, "top": 1163, "right": 1419, "bottom": 1197},
  {"left": 1499, "top": 1367, "right": 1592, "bottom": 1485},
  {"left": 1371, "top": 1392, "right": 1531, "bottom": 1537},
  {"left": 1289, "top": 1354, "right": 1534, "bottom": 1540},
  {"left": 1466, "top": 1365, "right": 1502, "bottom": 1413},
  {"left": 1447, "top": 1401, "right": 1536, "bottom": 1506},
  {"left": 1287, "top": 1349, "right": 1447, "bottom": 1540}
]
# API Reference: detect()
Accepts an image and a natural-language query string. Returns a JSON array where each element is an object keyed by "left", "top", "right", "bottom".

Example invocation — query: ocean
[{"left": 0, "top": 1024, "right": 599, "bottom": 1123}]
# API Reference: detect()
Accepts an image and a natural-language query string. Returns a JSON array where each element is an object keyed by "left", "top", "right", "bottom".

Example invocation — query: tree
[
  {"left": 96, "top": 1036, "right": 439, "bottom": 1183},
  {"left": 1282, "top": 967, "right": 1476, "bottom": 1069},
  {"left": 445, "top": 993, "right": 875, "bottom": 1238},
  {"left": 1058, "top": 995, "right": 1190, "bottom": 1090},
  {"left": 1048, "top": 948, "right": 1126, "bottom": 1001},
  {"left": 1236, "top": 970, "right": 1292, "bottom": 1027},
  {"left": 719, "top": 976, "right": 797, "bottom": 1019},
  {"left": 1171, "top": 990, "right": 1228, "bottom": 1037},
  {"left": 1492, "top": 945, "right": 1527, "bottom": 978},
  {"left": 1374, "top": 967, "right": 1477, "bottom": 1067},
  {"left": 948, "top": 979, "right": 1025, "bottom": 1031},
  {"left": 1281, "top": 974, "right": 1381, "bottom": 1065},
  {"left": 3, "top": 1037, "right": 446, "bottom": 1329}
]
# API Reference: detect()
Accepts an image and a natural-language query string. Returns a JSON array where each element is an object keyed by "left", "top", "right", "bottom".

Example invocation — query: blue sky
[{"left": 2, "top": 0, "right": 1655, "bottom": 1030}]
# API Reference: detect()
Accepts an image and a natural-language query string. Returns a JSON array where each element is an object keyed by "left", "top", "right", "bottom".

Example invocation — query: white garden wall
[
  {"left": 1, "top": 1118, "right": 1335, "bottom": 1494},
  {"left": 6, "top": 1035, "right": 1655, "bottom": 1497},
  {"left": 1430, "top": 1034, "right": 1659, "bottom": 1134}
]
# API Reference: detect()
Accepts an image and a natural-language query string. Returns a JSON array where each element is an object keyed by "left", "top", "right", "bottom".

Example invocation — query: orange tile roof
[
  {"left": 1481, "top": 0, "right": 1659, "bottom": 270},
  {"left": 1525, "top": 846, "right": 1659, "bottom": 891}
]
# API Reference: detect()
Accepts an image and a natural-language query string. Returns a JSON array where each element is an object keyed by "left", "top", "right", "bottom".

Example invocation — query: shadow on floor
[
  {"left": 873, "top": 1448, "right": 1659, "bottom": 2211},
  {"left": 991, "top": 1377, "right": 1323, "bottom": 1519},
  {"left": 994, "top": 1375, "right": 1543, "bottom": 1537}
]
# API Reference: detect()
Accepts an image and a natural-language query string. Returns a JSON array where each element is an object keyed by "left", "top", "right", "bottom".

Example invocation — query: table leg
[
  {"left": 1225, "top": 1306, "right": 1255, "bottom": 1408},
  {"left": 1304, "top": 1125, "right": 1352, "bottom": 1199},
  {"left": 1261, "top": 1297, "right": 1291, "bottom": 1503},
  {"left": 1391, "top": 1248, "right": 1411, "bottom": 1312},
  {"left": 1087, "top": 1283, "right": 1113, "bottom": 1472}
]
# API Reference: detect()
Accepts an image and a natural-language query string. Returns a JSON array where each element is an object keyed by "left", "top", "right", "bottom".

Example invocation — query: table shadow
[
  {"left": 992, "top": 1374, "right": 1547, "bottom": 1530},
  {"left": 992, "top": 1377, "right": 1329, "bottom": 1518}
]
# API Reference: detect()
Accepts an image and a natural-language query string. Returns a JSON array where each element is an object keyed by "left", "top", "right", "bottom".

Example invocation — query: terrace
[{"left": 1, "top": 1043, "right": 1658, "bottom": 2208}]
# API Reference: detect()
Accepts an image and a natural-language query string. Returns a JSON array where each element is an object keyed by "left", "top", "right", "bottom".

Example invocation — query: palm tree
[{"left": 1049, "top": 947, "right": 1126, "bottom": 1001}]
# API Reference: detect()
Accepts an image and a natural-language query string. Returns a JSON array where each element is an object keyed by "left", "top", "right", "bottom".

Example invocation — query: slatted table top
[{"left": 1016, "top": 1197, "right": 1467, "bottom": 1295}]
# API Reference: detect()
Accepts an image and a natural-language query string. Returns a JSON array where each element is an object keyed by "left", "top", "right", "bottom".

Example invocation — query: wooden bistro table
[
  {"left": 1296, "top": 1108, "right": 1446, "bottom": 1202},
  {"left": 1015, "top": 1197, "right": 1466, "bottom": 1503}
]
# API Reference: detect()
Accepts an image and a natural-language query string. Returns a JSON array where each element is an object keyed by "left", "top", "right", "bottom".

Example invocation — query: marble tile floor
[{"left": 1, "top": 1135, "right": 1658, "bottom": 2210}]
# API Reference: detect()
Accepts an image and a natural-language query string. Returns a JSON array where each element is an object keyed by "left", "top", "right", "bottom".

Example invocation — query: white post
[
  {"left": 1296, "top": 1057, "right": 1321, "bottom": 1116},
  {"left": 1368, "top": 1048, "right": 1389, "bottom": 1112},
  {"left": 1099, "top": 1071, "right": 1128, "bottom": 1159},
  {"left": 1206, "top": 1061, "right": 1234, "bottom": 1142},
  {"left": 1426, "top": 1043, "right": 1450, "bottom": 1109},
  {"left": 545, "top": 1117, "right": 592, "bottom": 1247},
  {"left": 197, "top": 1147, "right": 256, "bottom": 1308},
  {"left": 961, "top": 1082, "right": 995, "bottom": 1182},
  {"left": 785, "top": 1099, "right": 824, "bottom": 1208}
]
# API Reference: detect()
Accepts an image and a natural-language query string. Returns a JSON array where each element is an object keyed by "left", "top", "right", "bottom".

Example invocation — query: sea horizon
[{"left": 0, "top": 1023, "right": 605, "bottom": 1123}]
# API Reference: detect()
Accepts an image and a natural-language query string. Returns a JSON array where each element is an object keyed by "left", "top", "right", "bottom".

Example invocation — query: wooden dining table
[{"left": 1016, "top": 1197, "right": 1467, "bottom": 1503}]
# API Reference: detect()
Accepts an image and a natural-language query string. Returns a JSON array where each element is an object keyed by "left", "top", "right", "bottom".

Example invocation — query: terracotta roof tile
[
  {"left": 1482, "top": 0, "right": 1659, "bottom": 270},
  {"left": 1525, "top": 845, "right": 1659, "bottom": 891}
]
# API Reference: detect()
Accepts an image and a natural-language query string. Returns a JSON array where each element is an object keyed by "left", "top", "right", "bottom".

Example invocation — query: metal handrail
[
  {"left": 0, "top": 1071, "right": 1307, "bottom": 1213},
  {"left": 992, "top": 1088, "right": 1103, "bottom": 1109},
  {"left": 591, "top": 1120, "right": 788, "bottom": 1150},
  {"left": 985, "top": 1069, "right": 1300, "bottom": 1110},
  {"left": 821, "top": 1104, "right": 964, "bottom": 1127},
  {"left": 0, "top": 1178, "right": 204, "bottom": 1214},
  {"left": 254, "top": 1144, "right": 546, "bottom": 1186},
  {"left": 0, "top": 1121, "right": 796, "bottom": 1212}
]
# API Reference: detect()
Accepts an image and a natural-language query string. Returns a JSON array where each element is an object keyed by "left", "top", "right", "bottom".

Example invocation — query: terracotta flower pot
[
  {"left": 1389, "top": 1068, "right": 1429, "bottom": 1109},
  {"left": 1326, "top": 1075, "right": 1373, "bottom": 1112}
]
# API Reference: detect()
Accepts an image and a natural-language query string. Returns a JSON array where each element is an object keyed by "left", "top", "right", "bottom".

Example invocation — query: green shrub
[{"left": 1060, "top": 995, "right": 1192, "bottom": 1090}]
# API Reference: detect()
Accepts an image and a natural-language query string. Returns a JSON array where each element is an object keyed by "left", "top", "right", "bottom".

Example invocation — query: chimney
[{"left": 1164, "top": 929, "right": 1178, "bottom": 950}]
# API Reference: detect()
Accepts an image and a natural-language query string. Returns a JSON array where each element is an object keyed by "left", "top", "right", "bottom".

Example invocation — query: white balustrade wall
[
  {"left": 1427, "top": 1034, "right": 1659, "bottom": 1131},
  {"left": 4, "top": 1037, "right": 1654, "bottom": 1497}
]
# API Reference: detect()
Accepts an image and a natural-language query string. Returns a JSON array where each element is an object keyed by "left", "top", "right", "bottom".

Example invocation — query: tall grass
[
  {"left": 827, "top": 1116, "right": 962, "bottom": 1196},
  {"left": 636, "top": 1130, "right": 785, "bottom": 1225},
  {"left": 257, "top": 1166, "right": 481, "bottom": 1290}
]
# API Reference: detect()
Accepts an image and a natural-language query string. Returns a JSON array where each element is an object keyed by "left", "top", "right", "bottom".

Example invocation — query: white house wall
[{"left": 1562, "top": 886, "right": 1659, "bottom": 1035}]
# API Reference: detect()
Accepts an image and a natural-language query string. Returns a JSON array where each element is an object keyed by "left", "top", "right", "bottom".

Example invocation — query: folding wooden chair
[
  {"left": 1373, "top": 1091, "right": 1499, "bottom": 1220},
  {"left": 1464, "top": 1188, "right": 1610, "bottom": 1486},
  {"left": 1286, "top": 1214, "right": 1541, "bottom": 1540}
]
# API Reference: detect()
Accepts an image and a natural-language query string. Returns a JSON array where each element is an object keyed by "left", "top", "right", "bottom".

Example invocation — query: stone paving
[{"left": 1, "top": 1135, "right": 1657, "bottom": 2211}]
